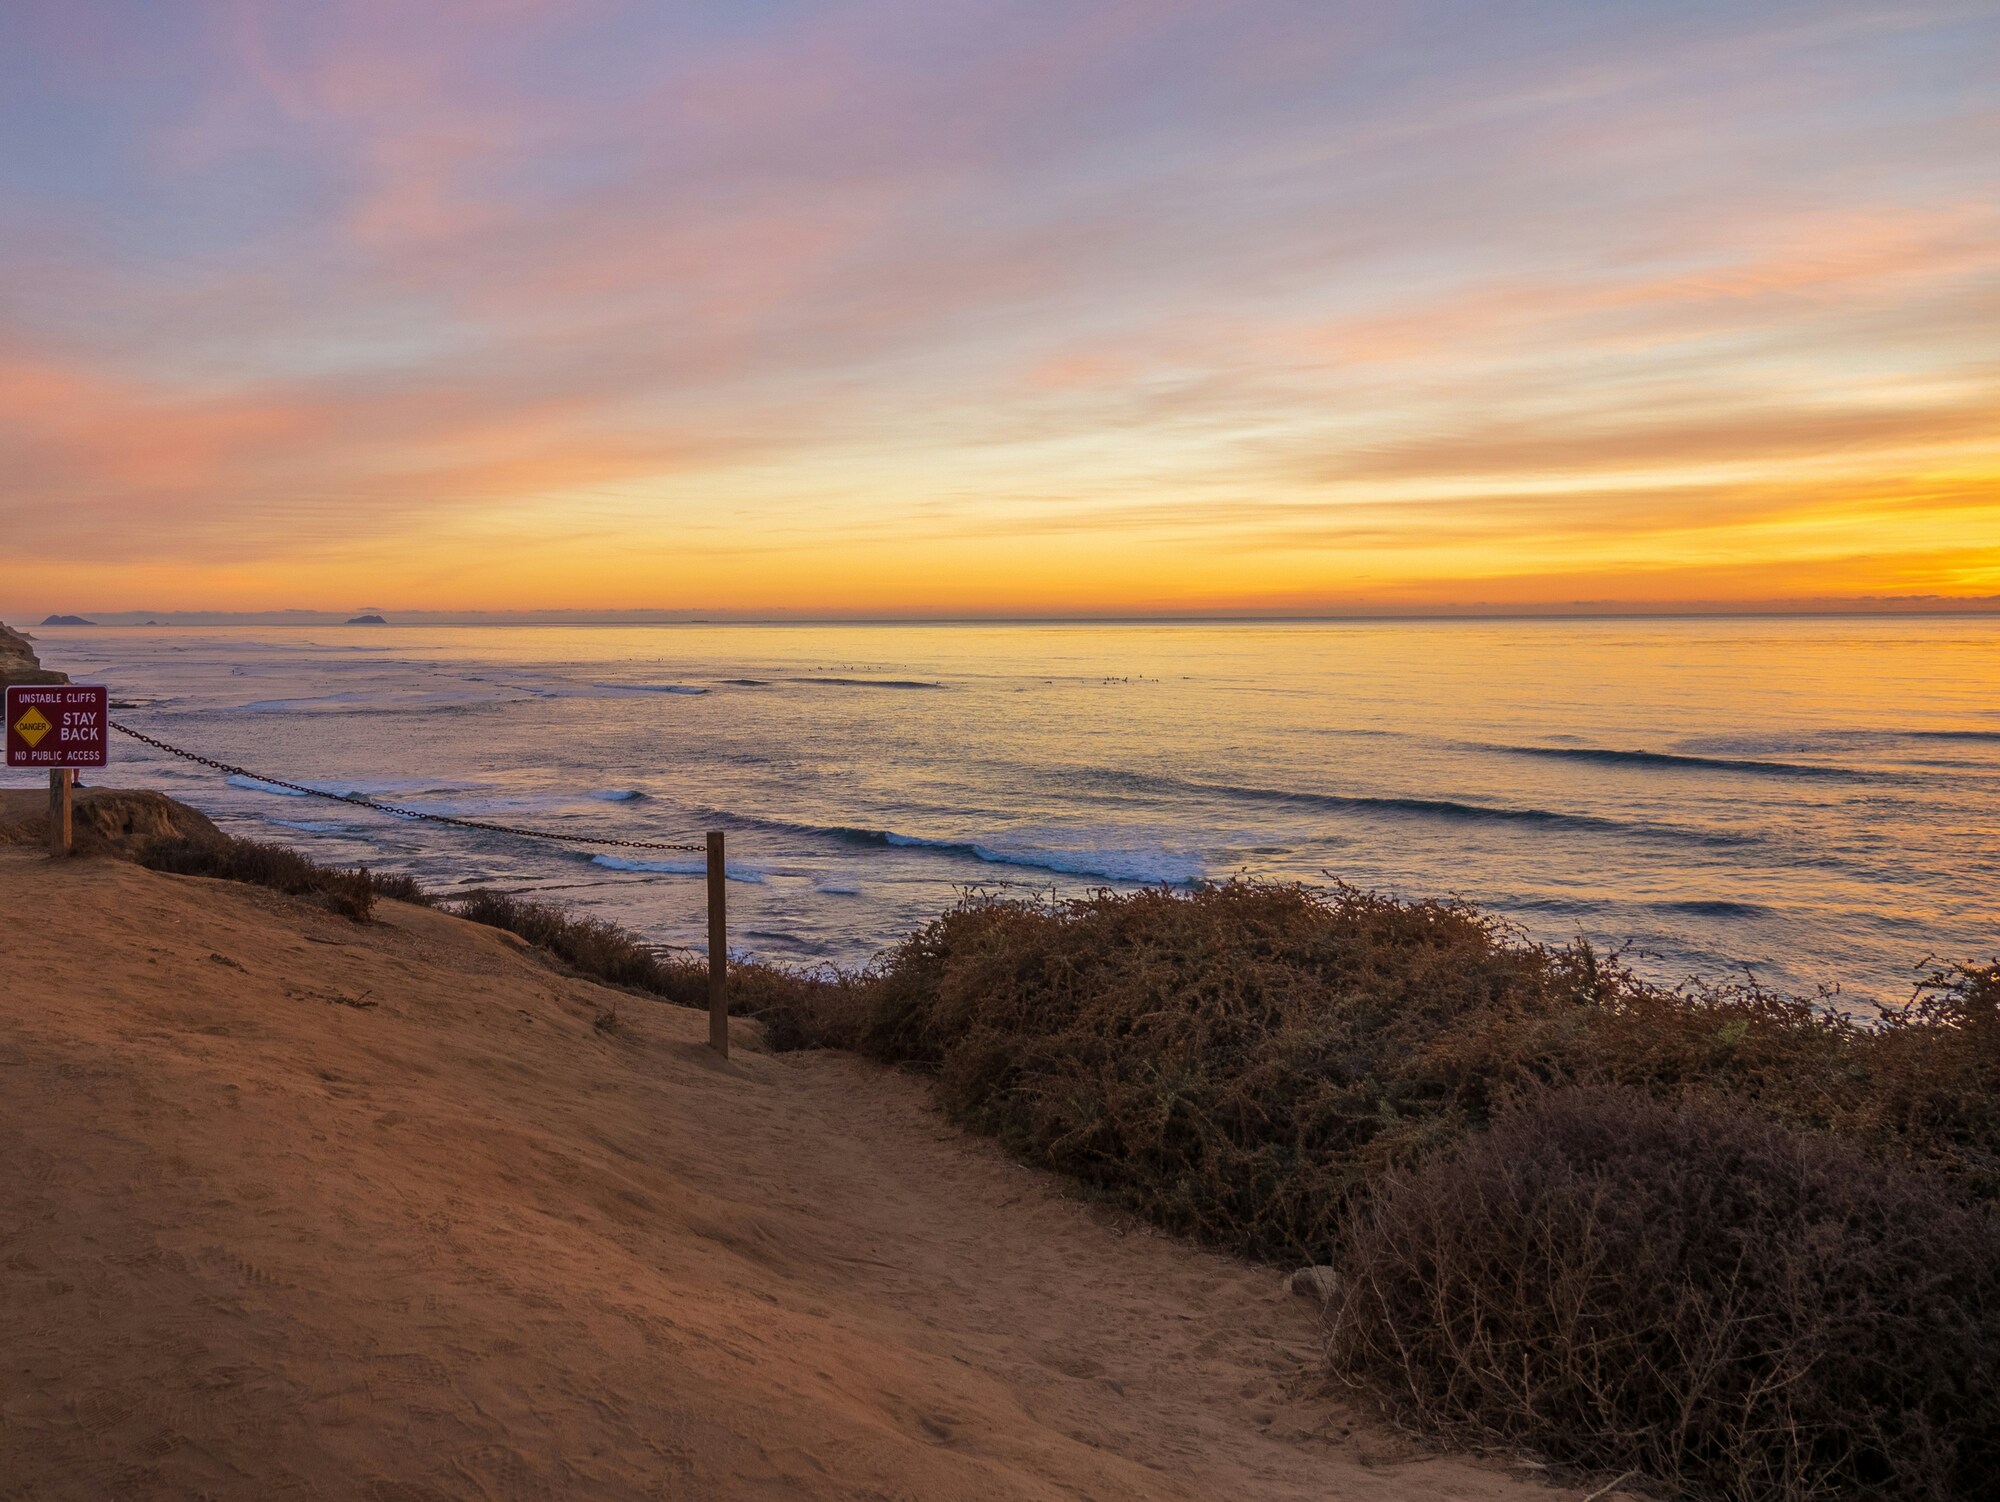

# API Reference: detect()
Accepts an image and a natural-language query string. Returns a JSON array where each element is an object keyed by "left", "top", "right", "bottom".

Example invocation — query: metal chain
[{"left": 109, "top": 720, "right": 707, "bottom": 852}]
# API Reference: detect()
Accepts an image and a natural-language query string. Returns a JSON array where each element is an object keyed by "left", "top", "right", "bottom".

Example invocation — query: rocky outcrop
[
  {"left": 1287, "top": 1265, "right": 1341, "bottom": 1307},
  {"left": 1, "top": 623, "right": 69, "bottom": 688},
  {"left": 0, "top": 788, "right": 221, "bottom": 857}
]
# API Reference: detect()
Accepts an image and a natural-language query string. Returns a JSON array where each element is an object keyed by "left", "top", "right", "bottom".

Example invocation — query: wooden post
[
  {"left": 48, "top": 768, "right": 72, "bottom": 857},
  {"left": 706, "top": 830, "right": 728, "bottom": 1058}
]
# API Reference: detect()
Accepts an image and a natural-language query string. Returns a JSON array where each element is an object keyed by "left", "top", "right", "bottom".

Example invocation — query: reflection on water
[{"left": 20, "top": 616, "right": 1999, "bottom": 1007}]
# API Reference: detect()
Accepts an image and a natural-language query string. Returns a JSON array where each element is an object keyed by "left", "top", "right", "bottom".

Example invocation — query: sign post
[
  {"left": 6, "top": 685, "right": 108, "bottom": 856},
  {"left": 48, "top": 769, "right": 70, "bottom": 856}
]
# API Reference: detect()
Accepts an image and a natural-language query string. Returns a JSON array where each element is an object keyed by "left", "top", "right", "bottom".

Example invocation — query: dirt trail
[{"left": 0, "top": 840, "right": 1562, "bottom": 1501}]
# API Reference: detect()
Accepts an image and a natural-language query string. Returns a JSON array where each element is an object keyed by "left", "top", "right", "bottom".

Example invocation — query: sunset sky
[{"left": 2, "top": 0, "right": 1997, "bottom": 617}]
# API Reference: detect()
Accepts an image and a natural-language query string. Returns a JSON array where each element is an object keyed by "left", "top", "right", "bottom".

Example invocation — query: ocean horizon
[{"left": 14, "top": 615, "right": 1997, "bottom": 1008}]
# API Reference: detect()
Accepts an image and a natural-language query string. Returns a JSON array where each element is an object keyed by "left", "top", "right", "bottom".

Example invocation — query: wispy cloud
[{"left": 1, "top": 0, "right": 1995, "bottom": 612}]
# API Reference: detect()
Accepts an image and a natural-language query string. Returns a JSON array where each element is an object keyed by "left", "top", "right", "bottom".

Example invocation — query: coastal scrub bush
[
  {"left": 138, "top": 833, "right": 430, "bottom": 922},
  {"left": 450, "top": 888, "right": 839, "bottom": 1017},
  {"left": 1329, "top": 1088, "right": 2000, "bottom": 1502},
  {"left": 787, "top": 881, "right": 1577, "bottom": 1259},
  {"left": 455, "top": 888, "right": 696, "bottom": 994},
  {"left": 361, "top": 868, "right": 430, "bottom": 906},
  {"left": 1847, "top": 960, "right": 2000, "bottom": 1195},
  {"left": 768, "top": 882, "right": 2000, "bottom": 1256},
  {"left": 1424, "top": 958, "right": 2000, "bottom": 1202},
  {"left": 770, "top": 878, "right": 1999, "bottom": 1502}
]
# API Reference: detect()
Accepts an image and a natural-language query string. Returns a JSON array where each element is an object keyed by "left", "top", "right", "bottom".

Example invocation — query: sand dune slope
[{"left": 0, "top": 844, "right": 1557, "bottom": 1501}]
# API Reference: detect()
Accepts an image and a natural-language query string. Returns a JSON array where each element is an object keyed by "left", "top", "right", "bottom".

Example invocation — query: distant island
[
  {"left": 40, "top": 614, "right": 95, "bottom": 626},
  {"left": 345, "top": 614, "right": 388, "bottom": 625}
]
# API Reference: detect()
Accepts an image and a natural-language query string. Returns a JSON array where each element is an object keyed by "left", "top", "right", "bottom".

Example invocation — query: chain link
[{"left": 109, "top": 720, "right": 708, "bottom": 852}]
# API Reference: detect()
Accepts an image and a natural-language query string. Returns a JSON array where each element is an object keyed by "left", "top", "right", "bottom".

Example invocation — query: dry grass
[
  {"left": 448, "top": 887, "right": 841, "bottom": 1017},
  {"left": 132, "top": 831, "right": 835, "bottom": 1016},
  {"left": 139, "top": 832, "right": 430, "bottom": 922},
  {"left": 1330, "top": 1088, "right": 2000, "bottom": 1502}
]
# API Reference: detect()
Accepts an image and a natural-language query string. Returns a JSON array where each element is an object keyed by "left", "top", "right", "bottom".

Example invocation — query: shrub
[
  {"left": 790, "top": 881, "right": 1579, "bottom": 1260},
  {"left": 135, "top": 835, "right": 837, "bottom": 1016},
  {"left": 363, "top": 868, "right": 431, "bottom": 907},
  {"left": 449, "top": 888, "right": 842, "bottom": 1019},
  {"left": 1429, "top": 961, "right": 2000, "bottom": 1202},
  {"left": 770, "top": 884, "right": 2000, "bottom": 1263},
  {"left": 138, "top": 833, "right": 430, "bottom": 922},
  {"left": 1328, "top": 1088, "right": 2000, "bottom": 1502},
  {"left": 455, "top": 888, "right": 699, "bottom": 995},
  {"left": 1847, "top": 962, "right": 2000, "bottom": 1197}
]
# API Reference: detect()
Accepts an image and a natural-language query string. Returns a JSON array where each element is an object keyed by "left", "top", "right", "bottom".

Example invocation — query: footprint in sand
[
  {"left": 449, "top": 1442, "right": 554, "bottom": 1500},
  {"left": 364, "top": 1351, "right": 453, "bottom": 1401},
  {"left": 72, "top": 1387, "right": 138, "bottom": 1434},
  {"left": 200, "top": 1245, "right": 288, "bottom": 1289}
]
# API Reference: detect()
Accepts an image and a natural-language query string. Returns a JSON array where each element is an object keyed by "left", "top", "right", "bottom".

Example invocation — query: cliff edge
[
  {"left": 1, "top": 622, "right": 70, "bottom": 688},
  {"left": 0, "top": 786, "right": 221, "bottom": 855}
]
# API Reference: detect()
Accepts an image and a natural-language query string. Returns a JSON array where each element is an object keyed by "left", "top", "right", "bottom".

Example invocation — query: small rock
[{"left": 1288, "top": 1265, "right": 1341, "bottom": 1304}]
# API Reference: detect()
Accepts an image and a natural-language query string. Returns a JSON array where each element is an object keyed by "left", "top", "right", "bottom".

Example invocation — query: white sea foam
[
  {"left": 227, "top": 771, "right": 484, "bottom": 803},
  {"left": 969, "top": 842, "right": 1205, "bottom": 885},
  {"left": 878, "top": 829, "right": 1203, "bottom": 884},
  {"left": 591, "top": 855, "right": 766, "bottom": 883},
  {"left": 513, "top": 680, "right": 708, "bottom": 699},
  {"left": 232, "top": 686, "right": 520, "bottom": 713},
  {"left": 574, "top": 682, "right": 709, "bottom": 696},
  {"left": 227, "top": 774, "right": 313, "bottom": 796}
]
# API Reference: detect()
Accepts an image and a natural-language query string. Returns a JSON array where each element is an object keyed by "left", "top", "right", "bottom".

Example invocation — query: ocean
[{"left": 18, "top": 617, "right": 1998, "bottom": 1008}]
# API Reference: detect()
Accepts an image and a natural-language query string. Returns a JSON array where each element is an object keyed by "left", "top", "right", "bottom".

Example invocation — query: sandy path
[{"left": 0, "top": 842, "right": 1559, "bottom": 1501}]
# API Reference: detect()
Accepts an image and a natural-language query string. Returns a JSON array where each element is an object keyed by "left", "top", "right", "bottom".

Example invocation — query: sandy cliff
[
  {"left": 0, "top": 842, "right": 1563, "bottom": 1502},
  {"left": 0, "top": 786, "right": 220, "bottom": 854},
  {"left": 1, "top": 622, "right": 69, "bottom": 688}
]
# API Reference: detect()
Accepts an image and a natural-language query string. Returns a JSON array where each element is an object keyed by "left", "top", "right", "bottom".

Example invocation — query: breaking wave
[
  {"left": 794, "top": 677, "right": 945, "bottom": 690},
  {"left": 590, "top": 855, "right": 765, "bottom": 883},
  {"left": 1481, "top": 743, "right": 1860, "bottom": 779},
  {"left": 1067, "top": 768, "right": 1756, "bottom": 847}
]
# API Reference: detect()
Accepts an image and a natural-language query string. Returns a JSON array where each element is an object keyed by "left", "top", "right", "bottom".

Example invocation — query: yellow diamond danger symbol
[{"left": 13, "top": 705, "right": 52, "bottom": 748}]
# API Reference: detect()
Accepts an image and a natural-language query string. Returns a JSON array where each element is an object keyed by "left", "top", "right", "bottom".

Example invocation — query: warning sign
[
  {"left": 13, "top": 704, "right": 52, "bottom": 748},
  {"left": 5, "top": 684, "right": 108, "bottom": 768}
]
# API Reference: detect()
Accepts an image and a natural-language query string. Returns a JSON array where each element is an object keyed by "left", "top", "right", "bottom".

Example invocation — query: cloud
[{"left": 1, "top": 1, "right": 1996, "bottom": 609}]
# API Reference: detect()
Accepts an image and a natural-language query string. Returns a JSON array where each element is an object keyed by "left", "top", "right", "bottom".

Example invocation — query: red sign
[{"left": 6, "top": 684, "right": 108, "bottom": 768}]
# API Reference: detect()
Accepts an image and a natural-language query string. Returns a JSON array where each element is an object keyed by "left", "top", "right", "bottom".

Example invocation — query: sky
[{"left": 1, "top": 0, "right": 1997, "bottom": 618}]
